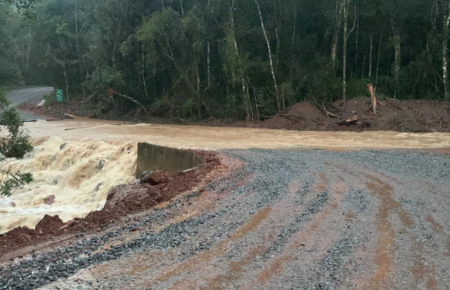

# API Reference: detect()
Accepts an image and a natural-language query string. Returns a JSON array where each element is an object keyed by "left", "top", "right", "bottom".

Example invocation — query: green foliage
[
  {"left": 0, "top": 89, "right": 33, "bottom": 196},
  {"left": 0, "top": 171, "right": 33, "bottom": 197},
  {"left": 1, "top": 0, "right": 449, "bottom": 120},
  {"left": 346, "top": 79, "right": 369, "bottom": 99},
  {"left": 44, "top": 90, "right": 56, "bottom": 108},
  {"left": 0, "top": 108, "right": 33, "bottom": 159},
  {"left": 87, "top": 67, "right": 125, "bottom": 93}
]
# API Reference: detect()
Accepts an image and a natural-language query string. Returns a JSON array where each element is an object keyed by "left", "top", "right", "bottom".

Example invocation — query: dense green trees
[{"left": 1, "top": 0, "right": 449, "bottom": 120}]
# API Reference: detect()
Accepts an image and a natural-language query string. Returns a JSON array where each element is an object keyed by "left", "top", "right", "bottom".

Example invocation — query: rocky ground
[{"left": 1, "top": 148, "right": 449, "bottom": 289}]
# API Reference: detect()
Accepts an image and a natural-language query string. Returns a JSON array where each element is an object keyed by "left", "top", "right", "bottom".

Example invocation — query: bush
[
  {"left": 0, "top": 88, "right": 34, "bottom": 196},
  {"left": 44, "top": 90, "right": 57, "bottom": 108},
  {"left": 0, "top": 107, "right": 33, "bottom": 158},
  {"left": 0, "top": 172, "right": 33, "bottom": 197}
]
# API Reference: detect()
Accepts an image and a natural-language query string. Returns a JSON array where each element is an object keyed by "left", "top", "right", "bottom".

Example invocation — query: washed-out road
[
  {"left": 1, "top": 88, "right": 450, "bottom": 289},
  {"left": 6, "top": 87, "right": 53, "bottom": 121}
]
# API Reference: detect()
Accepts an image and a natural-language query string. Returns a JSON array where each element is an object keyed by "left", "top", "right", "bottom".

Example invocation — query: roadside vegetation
[
  {"left": 0, "top": 0, "right": 449, "bottom": 122},
  {"left": 0, "top": 88, "right": 34, "bottom": 197}
]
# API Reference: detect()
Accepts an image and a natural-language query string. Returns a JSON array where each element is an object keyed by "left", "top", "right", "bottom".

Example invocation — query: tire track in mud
[{"left": 1, "top": 149, "right": 450, "bottom": 290}]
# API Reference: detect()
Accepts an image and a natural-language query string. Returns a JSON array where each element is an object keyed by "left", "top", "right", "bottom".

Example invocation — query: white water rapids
[
  {"left": 0, "top": 137, "right": 136, "bottom": 233},
  {"left": 1, "top": 117, "right": 450, "bottom": 233}
]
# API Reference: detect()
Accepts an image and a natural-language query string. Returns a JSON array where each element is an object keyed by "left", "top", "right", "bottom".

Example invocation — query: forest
[{"left": 1, "top": 0, "right": 450, "bottom": 120}]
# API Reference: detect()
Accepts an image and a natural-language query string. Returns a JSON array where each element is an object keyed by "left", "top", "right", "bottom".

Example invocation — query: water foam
[{"left": 0, "top": 137, "right": 136, "bottom": 233}]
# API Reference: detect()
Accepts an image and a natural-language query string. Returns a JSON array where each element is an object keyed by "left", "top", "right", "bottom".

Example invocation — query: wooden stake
[{"left": 367, "top": 83, "right": 377, "bottom": 115}]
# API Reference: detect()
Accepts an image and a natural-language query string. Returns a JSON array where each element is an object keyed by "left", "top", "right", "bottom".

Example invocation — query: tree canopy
[{"left": 1, "top": 0, "right": 449, "bottom": 120}]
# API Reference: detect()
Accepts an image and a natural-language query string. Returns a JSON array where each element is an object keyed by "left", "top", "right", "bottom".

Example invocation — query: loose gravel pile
[{"left": 1, "top": 149, "right": 449, "bottom": 289}]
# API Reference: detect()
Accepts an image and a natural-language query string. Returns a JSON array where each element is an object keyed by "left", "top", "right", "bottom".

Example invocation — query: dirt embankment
[
  {"left": 0, "top": 151, "right": 222, "bottom": 258},
  {"left": 258, "top": 98, "right": 450, "bottom": 132},
  {"left": 19, "top": 96, "right": 450, "bottom": 133}
]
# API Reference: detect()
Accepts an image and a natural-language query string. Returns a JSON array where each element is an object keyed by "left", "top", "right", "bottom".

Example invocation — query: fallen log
[
  {"left": 109, "top": 89, "right": 149, "bottom": 117},
  {"left": 63, "top": 113, "right": 75, "bottom": 119},
  {"left": 384, "top": 97, "right": 403, "bottom": 110},
  {"left": 336, "top": 115, "right": 359, "bottom": 125}
]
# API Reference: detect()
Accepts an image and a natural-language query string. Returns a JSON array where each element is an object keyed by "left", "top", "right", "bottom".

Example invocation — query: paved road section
[
  {"left": 1, "top": 149, "right": 449, "bottom": 289},
  {"left": 6, "top": 87, "right": 53, "bottom": 121}
]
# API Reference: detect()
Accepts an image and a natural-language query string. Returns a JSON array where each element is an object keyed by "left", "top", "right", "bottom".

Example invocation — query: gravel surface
[{"left": 1, "top": 149, "right": 449, "bottom": 289}]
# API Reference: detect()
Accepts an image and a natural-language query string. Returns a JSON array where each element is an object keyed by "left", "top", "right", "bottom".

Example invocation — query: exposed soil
[
  {"left": 258, "top": 97, "right": 450, "bottom": 132},
  {"left": 0, "top": 151, "right": 222, "bottom": 258},
  {"left": 19, "top": 97, "right": 450, "bottom": 133}
]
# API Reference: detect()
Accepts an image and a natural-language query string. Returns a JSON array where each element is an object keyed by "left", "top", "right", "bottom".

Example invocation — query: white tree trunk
[
  {"left": 443, "top": 1, "right": 450, "bottom": 100},
  {"left": 230, "top": 0, "right": 251, "bottom": 120},
  {"left": 254, "top": 0, "right": 281, "bottom": 112},
  {"left": 342, "top": 0, "right": 356, "bottom": 103},
  {"left": 369, "top": 35, "right": 373, "bottom": 79},
  {"left": 180, "top": 0, "right": 185, "bottom": 16},
  {"left": 331, "top": 0, "right": 342, "bottom": 70},
  {"left": 376, "top": 34, "right": 383, "bottom": 86}
]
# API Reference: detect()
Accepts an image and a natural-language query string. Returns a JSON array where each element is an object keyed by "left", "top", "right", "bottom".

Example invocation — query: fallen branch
[
  {"left": 383, "top": 97, "right": 403, "bottom": 110},
  {"left": 336, "top": 115, "right": 358, "bottom": 125},
  {"left": 322, "top": 103, "right": 339, "bottom": 118},
  {"left": 109, "top": 89, "right": 149, "bottom": 117},
  {"left": 65, "top": 126, "right": 94, "bottom": 131},
  {"left": 77, "top": 94, "right": 95, "bottom": 105},
  {"left": 64, "top": 113, "right": 75, "bottom": 119}
]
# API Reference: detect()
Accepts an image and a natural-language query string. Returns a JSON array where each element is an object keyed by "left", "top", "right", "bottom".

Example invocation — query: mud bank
[
  {"left": 0, "top": 151, "right": 222, "bottom": 258},
  {"left": 257, "top": 97, "right": 450, "bottom": 132}
]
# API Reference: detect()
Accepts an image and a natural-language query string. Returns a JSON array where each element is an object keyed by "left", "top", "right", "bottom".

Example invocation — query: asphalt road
[
  {"left": 1, "top": 149, "right": 449, "bottom": 289},
  {"left": 6, "top": 87, "right": 54, "bottom": 121}
]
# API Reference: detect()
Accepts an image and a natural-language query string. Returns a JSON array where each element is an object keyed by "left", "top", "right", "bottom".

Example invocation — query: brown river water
[
  {"left": 16, "top": 118, "right": 450, "bottom": 150},
  {"left": 1, "top": 118, "right": 450, "bottom": 233}
]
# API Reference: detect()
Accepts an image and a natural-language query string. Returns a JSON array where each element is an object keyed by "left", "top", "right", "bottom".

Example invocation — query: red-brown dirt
[
  {"left": 0, "top": 151, "right": 222, "bottom": 257},
  {"left": 19, "top": 96, "right": 450, "bottom": 133},
  {"left": 259, "top": 98, "right": 450, "bottom": 132}
]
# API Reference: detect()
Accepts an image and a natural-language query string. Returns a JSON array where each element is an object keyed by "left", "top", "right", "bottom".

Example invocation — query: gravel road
[
  {"left": 6, "top": 87, "right": 53, "bottom": 121},
  {"left": 1, "top": 149, "right": 450, "bottom": 289}
]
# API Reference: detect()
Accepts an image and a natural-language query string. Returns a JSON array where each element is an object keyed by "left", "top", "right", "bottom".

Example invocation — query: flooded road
[
  {"left": 6, "top": 117, "right": 450, "bottom": 150},
  {"left": 1, "top": 87, "right": 450, "bottom": 235},
  {"left": 4, "top": 117, "right": 450, "bottom": 232}
]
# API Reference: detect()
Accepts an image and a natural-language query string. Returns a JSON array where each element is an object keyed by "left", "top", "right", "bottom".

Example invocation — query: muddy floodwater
[
  {"left": 0, "top": 118, "right": 450, "bottom": 233},
  {"left": 7, "top": 118, "right": 450, "bottom": 150}
]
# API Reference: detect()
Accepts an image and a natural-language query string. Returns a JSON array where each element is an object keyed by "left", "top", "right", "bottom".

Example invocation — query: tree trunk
[
  {"left": 361, "top": 52, "right": 367, "bottom": 79},
  {"left": 230, "top": 0, "right": 251, "bottom": 120},
  {"left": 355, "top": 18, "right": 359, "bottom": 73},
  {"left": 376, "top": 34, "right": 383, "bottom": 86},
  {"left": 443, "top": 1, "right": 450, "bottom": 100},
  {"left": 207, "top": 41, "right": 211, "bottom": 89},
  {"left": 331, "top": 0, "right": 342, "bottom": 70},
  {"left": 342, "top": 0, "right": 356, "bottom": 103},
  {"left": 393, "top": 27, "right": 401, "bottom": 98},
  {"left": 180, "top": 0, "right": 185, "bottom": 16},
  {"left": 291, "top": 9, "right": 297, "bottom": 48},
  {"left": 197, "top": 68, "right": 201, "bottom": 118},
  {"left": 254, "top": 0, "right": 281, "bottom": 112},
  {"left": 369, "top": 35, "right": 373, "bottom": 79},
  {"left": 367, "top": 83, "right": 377, "bottom": 114},
  {"left": 142, "top": 45, "right": 148, "bottom": 98},
  {"left": 63, "top": 63, "right": 70, "bottom": 100}
]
